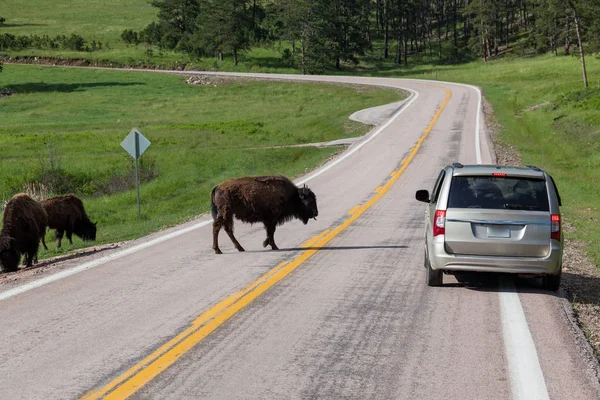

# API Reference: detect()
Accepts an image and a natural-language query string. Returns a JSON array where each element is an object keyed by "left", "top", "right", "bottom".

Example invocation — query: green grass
[
  {"left": 0, "top": 64, "right": 405, "bottom": 259},
  {"left": 0, "top": 0, "right": 156, "bottom": 45}
]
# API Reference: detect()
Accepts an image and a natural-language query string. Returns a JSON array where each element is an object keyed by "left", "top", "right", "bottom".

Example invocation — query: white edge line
[
  {"left": 499, "top": 278, "right": 550, "bottom": 400},
  {"left": 0, "top": 85, "right": 419, "bottom": 301}
]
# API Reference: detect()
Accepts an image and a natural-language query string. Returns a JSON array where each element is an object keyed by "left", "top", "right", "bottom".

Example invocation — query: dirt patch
[
  {"left": 184, "top": 74, "right": 266, "bottom": 87},
  {"left": 484, "top": 94, "right": 600, "bottom": 362}
]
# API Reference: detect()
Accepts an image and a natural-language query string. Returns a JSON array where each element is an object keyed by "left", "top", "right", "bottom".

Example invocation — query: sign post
[{"left": 121, "top": 128, "right": 151, "bottom": 219}]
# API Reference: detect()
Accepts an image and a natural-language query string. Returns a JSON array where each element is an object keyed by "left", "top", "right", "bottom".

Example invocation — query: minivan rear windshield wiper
[{"left": 503, "top": 204, "right": 541, "bottom": 210}]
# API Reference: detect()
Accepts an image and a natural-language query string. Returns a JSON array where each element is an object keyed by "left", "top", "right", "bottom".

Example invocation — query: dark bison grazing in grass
[
  {"left": 211, "top": 176, "right": 318, "bottom": 254},
  {"left": 0, "top": 194, "right": 48, "bottom": 272},
  {"left": 40, "top": 194, "right": 97, "bottom": 248}
]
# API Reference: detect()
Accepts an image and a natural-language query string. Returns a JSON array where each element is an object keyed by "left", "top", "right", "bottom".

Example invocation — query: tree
[
  {"left": 315, "top": 0, "right": 371, "bottom": 69},
  {"left": 566, "top": 0, "right": 588, "bottom": 87},
  {"left": 148, "top": 0, "right": 201, "bottom": 49},
  {"left": 193, "top": 0, "right": 253, "bottom": 65}
]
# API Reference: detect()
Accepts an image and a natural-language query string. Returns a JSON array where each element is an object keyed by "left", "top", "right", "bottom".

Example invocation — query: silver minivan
[{"left": 416, "top": 163, "right": 563, "bottom": 290}]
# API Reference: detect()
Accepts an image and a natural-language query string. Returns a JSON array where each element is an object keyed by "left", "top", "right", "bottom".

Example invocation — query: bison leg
[
  {"left": 66, "top": 229, "right": 73, "bottom": 245},
  {"left": 55, "top": 230, "right": 64, "bottom": 248},
  {"left": 23, "top": 252, "right": 34, "bottom": 267},
  {"left": 224, "top": 217, "right": 244, "bottom": 252},
  {"left": 212, "top": 217, "right": 224, "bottom": 255},
  {"left": 263, "top": 223, "right": 278, "bottom": 250},
  {"left": 41, "top": 234, "right": 48, "bottom": 251}
]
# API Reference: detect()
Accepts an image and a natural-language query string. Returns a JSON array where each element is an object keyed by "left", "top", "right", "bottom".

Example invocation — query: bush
[
  {"left": 0, "top": 32, "right": 94, "bottom": 52},
  {"left": 63, "top": 33, "right": 86, "bottom": 51},
  {"left": 280, "top": 48, "right": 294, "bottom": 66},
  {"left": 121, "top": 29, "right": 140, "bottom": 45},
  {"left": 139, "top": 22, "right": 164, "bottom": 45}
]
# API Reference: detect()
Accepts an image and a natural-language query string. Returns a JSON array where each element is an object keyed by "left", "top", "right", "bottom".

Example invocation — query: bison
[
  {"left": 211, "top": 176, "right": 318, "bottom": 254},
  {"left": 0, "top": 193, "right": 48, "bottom": 272},
  {"left": 40, "top": 194, "right": 97, "bottom": 248}
]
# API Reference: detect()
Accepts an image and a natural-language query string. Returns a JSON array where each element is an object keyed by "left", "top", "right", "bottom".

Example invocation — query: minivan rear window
[{"left": 448, "top": 176, "right": 549, "bottom": 211}]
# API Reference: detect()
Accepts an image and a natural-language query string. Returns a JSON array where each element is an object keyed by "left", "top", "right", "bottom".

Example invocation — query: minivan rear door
[{"left": 444, "top": 176, "right": 552, "bottom": 258}]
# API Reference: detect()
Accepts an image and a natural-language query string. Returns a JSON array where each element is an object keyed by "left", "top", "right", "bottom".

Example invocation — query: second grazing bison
[
  {"left": 40, "top": 194, "right": 97, "bottom": 248},
  {"left": 0, "top": 193, "right": 48, "bottom": 272},
  {"left": 211, "top": 176, "right": 318, "bottom": 254}
]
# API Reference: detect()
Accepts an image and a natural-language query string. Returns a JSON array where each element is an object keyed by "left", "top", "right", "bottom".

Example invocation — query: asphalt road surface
[{"left": 1, "top": 73, "right": 599, "bottom": 400}]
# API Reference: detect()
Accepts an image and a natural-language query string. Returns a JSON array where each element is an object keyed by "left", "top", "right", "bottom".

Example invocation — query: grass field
[
  {"left": 0, "top": 0, "right": 155, "bottom": 44},
  {"left": 0, "top": 65, "right": 405, "bottom": 258}
]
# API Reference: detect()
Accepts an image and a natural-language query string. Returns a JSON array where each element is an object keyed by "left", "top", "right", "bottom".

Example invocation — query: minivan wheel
[
  {"left": 542, "top": 272, "right": 561, "bottom": 291},
  {"left": 425, "top": 251, "right": 443, "bottom": 287}
]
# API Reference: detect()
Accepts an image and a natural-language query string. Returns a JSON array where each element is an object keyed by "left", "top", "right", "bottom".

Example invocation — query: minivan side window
[
  {"left": 549, "top": 175, "right": 562, "bottom": 206},
  {"left": 430, "top": 169, "right": 446, "bottom": 203}
]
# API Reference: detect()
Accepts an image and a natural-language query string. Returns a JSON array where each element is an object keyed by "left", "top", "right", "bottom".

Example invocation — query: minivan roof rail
[{"left": 526, "top": 165, "right": 542, "bottom": 171}]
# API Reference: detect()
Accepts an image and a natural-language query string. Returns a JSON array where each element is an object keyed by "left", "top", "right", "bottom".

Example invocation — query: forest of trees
[{"left": 125, "top": 0, "right": 599, "bottom": 81}]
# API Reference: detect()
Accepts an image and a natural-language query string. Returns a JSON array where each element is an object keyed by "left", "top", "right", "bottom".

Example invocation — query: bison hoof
[
  {"left": 271, "top": 245, "right": 279, "bottom": 250},
  {"left": 236, "top": 246, "right": 245, "bottom": 252},
  {"left": 262, "top": 239, "right": 269, "bottom": 248},
  {"left": 214, "top": 248, "right": 223, "bottom": 255}
]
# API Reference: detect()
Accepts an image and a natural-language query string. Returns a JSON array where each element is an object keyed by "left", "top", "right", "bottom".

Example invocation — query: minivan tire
[
  {"left": 425, "top": 250, "right": 443, "bottom": 286},
  {"left": 542, "top": 271, "right": 561, "bottom": 291}
]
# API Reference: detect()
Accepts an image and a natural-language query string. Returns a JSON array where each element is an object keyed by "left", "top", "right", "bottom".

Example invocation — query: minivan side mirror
[{"left": 415, "top": 190, "right": 430, "bottom": 203}]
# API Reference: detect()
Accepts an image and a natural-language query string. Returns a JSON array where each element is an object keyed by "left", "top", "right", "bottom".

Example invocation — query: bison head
[
  {"left": 298, "top": 185, "right": 318, "bottom": 224},
  {"left": 0, "top": 236, "right": 20, "bottom": 273},
  {"left": 74, "top": 220, "right": 97, "bottom": 241},
  {"left": 81, "top": 221, "right": 98, "bottom": 241}
]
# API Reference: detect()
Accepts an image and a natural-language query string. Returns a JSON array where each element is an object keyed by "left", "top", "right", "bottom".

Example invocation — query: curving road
[{"left": 0, "top": 73, "right": 598, "bottom": 400}]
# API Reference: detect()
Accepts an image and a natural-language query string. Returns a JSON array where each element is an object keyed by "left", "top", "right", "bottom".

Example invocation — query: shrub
[
  {"left": 281, "top": 48, "right": 294, "bottom": 66},
  {"left": 139, "top": 22, "right": 164, "bottom": 45},
  {"left": 121, "top": 29, "right": 140, "bottom": 45},
  {"left": 0, "top": 32, "right": 96, "bottom": 52},
  {"left": 62, "top": 33, "right": 86, "bottom": 51}
]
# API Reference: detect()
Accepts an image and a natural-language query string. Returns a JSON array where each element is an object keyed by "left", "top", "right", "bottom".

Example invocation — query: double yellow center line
[{"left": 82, "top": 86, "right": 451, "bottom": 399}]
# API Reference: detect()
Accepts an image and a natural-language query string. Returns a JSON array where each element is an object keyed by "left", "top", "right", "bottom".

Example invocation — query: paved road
[{"left": 0, "top": 73, "right": 598, "bottom": 400}]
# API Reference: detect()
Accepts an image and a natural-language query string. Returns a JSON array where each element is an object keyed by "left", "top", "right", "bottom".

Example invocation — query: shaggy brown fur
[
  {"left": 40, "top": 194, "right": 97, "bottom": 248},
  {"left": 211, "top": 176, "right": 318, "bottom": 254},
  {"left": 0, "top": 194, "right": 48, "bottom": 272}
]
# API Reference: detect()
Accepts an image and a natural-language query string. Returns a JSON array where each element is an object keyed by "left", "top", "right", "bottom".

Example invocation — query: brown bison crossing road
[{"left": 0, "top": 72, "right": 598, "bottom": 399}]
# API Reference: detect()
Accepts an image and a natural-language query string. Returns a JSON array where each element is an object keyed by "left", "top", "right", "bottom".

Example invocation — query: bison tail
[{"left": 210, "top": 186, "right": 218, "bottom": 221}]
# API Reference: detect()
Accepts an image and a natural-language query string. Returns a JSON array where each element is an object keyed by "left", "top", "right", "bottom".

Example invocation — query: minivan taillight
[
  {"left": 551, "top": 214, "right": 561, "bottom": 241},
  {"left": 433, "top": 210, "right": 446, "bottom": 236}
]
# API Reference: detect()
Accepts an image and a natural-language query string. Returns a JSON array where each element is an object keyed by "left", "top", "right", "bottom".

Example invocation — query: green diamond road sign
[{"left": 121, "top": 128, "right": 151, "bottom": 159}]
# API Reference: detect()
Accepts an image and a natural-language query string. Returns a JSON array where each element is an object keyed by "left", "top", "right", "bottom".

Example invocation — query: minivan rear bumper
[{"left": 428, "top": 236, "right": 563, "bottom": 275}]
